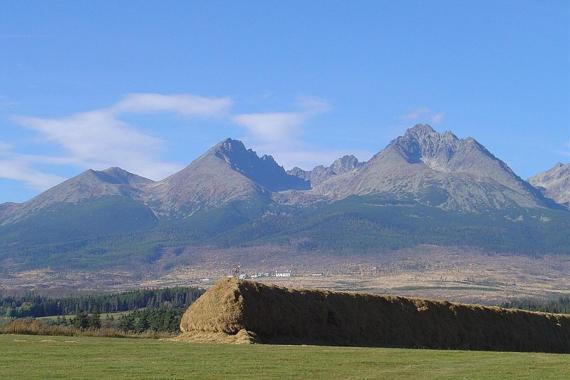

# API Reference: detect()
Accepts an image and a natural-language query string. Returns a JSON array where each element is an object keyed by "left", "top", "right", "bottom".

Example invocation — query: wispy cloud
[
  {"left": 400, "top": 106, "right": 445, "bottom": 125},
  {"left": 0, "top": 159, "right": 64, "bottom": 190},
  {"left": 6, "top": 93, "right": 232, "bottom": 190},
  {"left": 233, "top": 112, "right": 305, "bottom": 143},
  {"left": 111, "top": 93, "right": 232, "bottom": 116},
  {"left": 233, "top": 97, "right": 369, "bottom": 169},
  {"left": 233, "top": 96, "right": 327, "bottom": 143}
]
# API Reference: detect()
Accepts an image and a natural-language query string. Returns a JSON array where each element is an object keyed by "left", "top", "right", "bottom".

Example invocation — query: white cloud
[
  {"left": 0, "top": 159, "right": 64, "bottom": 190},
  {"left": 233, "top": 112, "right": 305, "bottom": 143},
  {"left": 0, "top": 143, "right": 60, "bottom": 190},
  {"left": 6, "top": 93, "right": 231, "bottom": 189},
  {"left": 232, "top": 96, "right": 330, "bottom": 144},
  {"left": 232, "top": 97, "right": 371, "bottom": 170},
  {"left": 400, "top": 107, "right": 445, "bottom": 125},
  {"left": 112, "top": 93, "right": 232, "bottom": 116},
  {"left": 13, "top": 111, "right": 182, "bottom": 180}
]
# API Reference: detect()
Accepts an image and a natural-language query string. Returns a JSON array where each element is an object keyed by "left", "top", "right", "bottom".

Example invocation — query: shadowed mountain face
[
  {"left": 313, "top": 125, "right": 552, "bottom": 211},
  {"left": 529, "top": 163, "right": 570, "bottom": 207},
  {"left": 0, "top": 126, "right": 568, "bottom": 272},
  {"left": 212, "top": 139, "right": 310, "bottom": 192}
]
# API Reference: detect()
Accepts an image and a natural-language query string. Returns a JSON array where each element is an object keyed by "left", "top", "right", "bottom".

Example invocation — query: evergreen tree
[
  {"left": 90, "top": 312, "right": 102, "bottom": 329},
  {"left": 72, "top": 310, "right": 90, "bottom": 329}
]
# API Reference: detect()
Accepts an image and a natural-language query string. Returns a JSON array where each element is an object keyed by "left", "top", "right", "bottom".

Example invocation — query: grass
[{"left": 1, "top": 334, "right": 568, "bottom": 379}]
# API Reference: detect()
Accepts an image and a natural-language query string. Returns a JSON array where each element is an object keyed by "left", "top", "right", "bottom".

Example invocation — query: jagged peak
[
  {"left": 331, "top": 155, "right": 361, "bottom": 174},
  {"left": 261, "top": 154, "right": 278, "bottom": 164},
  {"left": 211, "top": 138, "right": 248, "bottom": 154},
  {"left": 333, "top": 154, "right": 359, "bottom": 163},
  {"left": 405, "top": 123, "right": 436, "bottom": 136}
]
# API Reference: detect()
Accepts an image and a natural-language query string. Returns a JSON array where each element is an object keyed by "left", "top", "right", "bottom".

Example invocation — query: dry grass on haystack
[{"left": 176, "top": 278, "right": 570, "bottom": 353}]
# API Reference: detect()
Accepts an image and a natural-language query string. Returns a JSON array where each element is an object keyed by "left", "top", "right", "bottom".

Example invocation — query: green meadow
[{"left": 1, "top": 334, "right": 568, "bottom": 379}]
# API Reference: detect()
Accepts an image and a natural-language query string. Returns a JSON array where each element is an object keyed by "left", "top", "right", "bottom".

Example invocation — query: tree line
[
  {"left": 501, "top": 295, "right": 570, "bottom": 314},
  {"left": 47, "top": 307, "right": 181, "bottom": 333},
  {"left": 1, "top": 287, "right": 204, "bottom": 318}
]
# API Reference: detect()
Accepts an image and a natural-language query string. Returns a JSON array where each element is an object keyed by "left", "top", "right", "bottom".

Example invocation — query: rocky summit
[
  {"left": 309, "top": 124, "right": 553, "bottom": 211},
  {"left": 529, "top": 162, "right": 570, "bottom": 207}
]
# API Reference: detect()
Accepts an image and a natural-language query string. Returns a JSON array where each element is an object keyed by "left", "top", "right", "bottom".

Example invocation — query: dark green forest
[
  {"left": 0, "top": 196, "right": 568, "bottom": 272},
  {"left": 0, "top": 286, "right": 203, "bottom": 319},
  {"left": 501, "top": 295, "right": 570, "bottom": 314}
]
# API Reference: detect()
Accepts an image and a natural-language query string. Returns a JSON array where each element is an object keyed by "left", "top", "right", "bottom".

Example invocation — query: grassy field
[{"left": 1, "top": 334, "right": 569, "bottom": 379}]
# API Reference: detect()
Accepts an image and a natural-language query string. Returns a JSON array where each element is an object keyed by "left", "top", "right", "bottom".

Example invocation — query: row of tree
[
  {"left": 1, "top": 286, "right": 203, "bottom": 318},
  {"left": 117, "top": 308, "right": 181, "bottom": 333},
  {"left": 501, "top": 295, "right": 570, "bottom": 314},
  {"left": 47, "top": 307, "right": 181, "bottom": 333}
]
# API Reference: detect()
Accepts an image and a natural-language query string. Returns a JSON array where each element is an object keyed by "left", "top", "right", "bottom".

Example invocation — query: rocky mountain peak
[
  {"left": 205, "top": 138, "right": 309, "bottom": 192},
  {"left": 529, "top": 163, "right": 570, "bottom": 207},
  {"left": 331, "top": 155, "right": 362, "bottom": 174},
  {"left": 404, "top": 123, "right": 436, "bottom": 136},
  {"left": 95, "top": 167, "right": 153, "bottom": 186},
  {"left": 0, "top": 167, "right": 152, "bottom": 224},
  {"left": 150, "top": 139, "right": 309, "bottom": 215},
  {"left": 213, "top": 138, "right": 247, "bottom": 154},
  {"left": 288, "top": 154, "right": 363, "bottom": 187},
  {"left": 394, "top": 124, "right": 463, "bottom": 164}
]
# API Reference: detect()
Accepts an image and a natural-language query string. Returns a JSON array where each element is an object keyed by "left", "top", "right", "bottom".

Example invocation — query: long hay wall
[{"left": 179, "top": 278, "right": 570, "bottom": 353}]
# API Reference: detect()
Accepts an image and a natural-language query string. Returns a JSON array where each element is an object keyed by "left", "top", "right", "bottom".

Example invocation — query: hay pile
[{"left": 177, "top": 278, "right": 570, "bottom": 352}]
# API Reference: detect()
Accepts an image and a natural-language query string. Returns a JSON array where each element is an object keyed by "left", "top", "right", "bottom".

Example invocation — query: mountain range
[{"left": 0, "top": 124, "right": 568, "bottom": 272}]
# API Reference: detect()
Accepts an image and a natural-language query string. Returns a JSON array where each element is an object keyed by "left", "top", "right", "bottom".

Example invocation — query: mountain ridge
[
  {"left": 310, "top": 124, "right": 554, "bottom": 212},
  {"left": 0, "top": 167, "right": 153, "bottom": 225},
  {"left": 2, "top": 125, "right": 564, "bottom": 223},
  {"left": 0, "top": 124, "right": 567, "bottom": 272}
]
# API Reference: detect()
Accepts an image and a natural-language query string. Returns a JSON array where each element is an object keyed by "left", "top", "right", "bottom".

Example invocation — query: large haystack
[{"left": 178, "top": 278, "right": 570, "bottom": 352}]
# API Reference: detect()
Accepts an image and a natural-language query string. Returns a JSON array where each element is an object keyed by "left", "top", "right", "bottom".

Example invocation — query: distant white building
[{"left": 275, "top": 271, "right": 292, "bottom": 277}]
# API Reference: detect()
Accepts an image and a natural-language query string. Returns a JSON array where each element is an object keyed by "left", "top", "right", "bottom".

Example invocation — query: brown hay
[
  {"left": 178, "top": 278, "right": 570, "bottom": 353},
  {"left": 175, "top": 329, "right": 258, "bottom": 344},
  {"left": 1, "top": 319, "right": 172, "bottom": 339}
]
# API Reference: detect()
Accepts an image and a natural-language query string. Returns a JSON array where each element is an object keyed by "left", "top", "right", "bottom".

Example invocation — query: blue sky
[{"left": 0, "top": 0, "right": 568, "bottom": 203}]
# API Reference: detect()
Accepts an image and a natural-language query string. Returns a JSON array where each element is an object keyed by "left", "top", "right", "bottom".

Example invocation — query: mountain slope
[
  {"left": 313, "top": 125, "right": 552, "bottom": 212},
  {"left": 146, "top": 138, "right": 307, "bottom": 216},
  {"left": 529, "top": 163, "right": 570, "bottom": 207},
  {"left": 1, "top": 167, "right": 153, "bottom": 225}
]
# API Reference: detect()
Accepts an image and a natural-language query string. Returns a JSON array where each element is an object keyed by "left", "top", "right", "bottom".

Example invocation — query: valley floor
[
  {"left": 1, "top": 334, "right": 568, "bottom": 379},
  {"left": 3, "top": 246, "right": 569, "bottom": 304}
]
